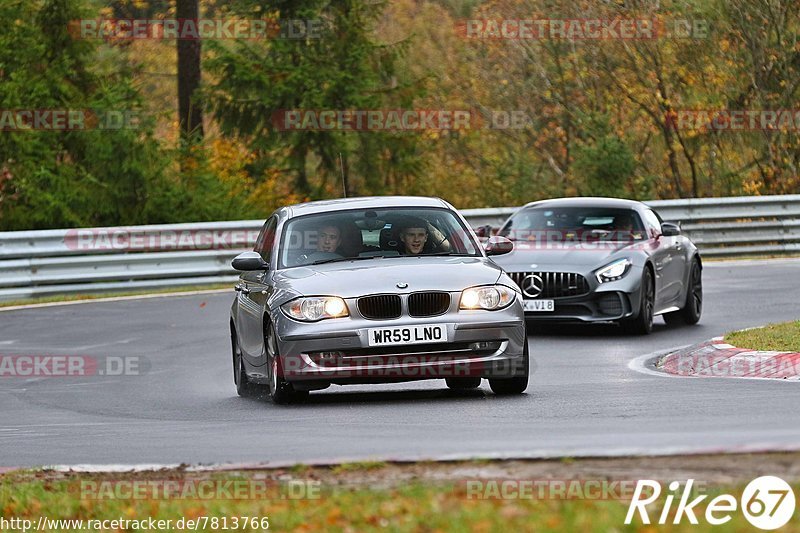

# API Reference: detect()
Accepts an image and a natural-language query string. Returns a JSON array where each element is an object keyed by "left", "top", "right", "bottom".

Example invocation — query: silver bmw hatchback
[{"left": 229, "top": 196, "right": 528, "bottom": 404}]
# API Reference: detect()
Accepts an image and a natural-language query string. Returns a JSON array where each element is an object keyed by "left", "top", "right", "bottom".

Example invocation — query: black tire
[
  {"left": 232, "top": 326, "right": 261, "bottom": 397},
  {"left": 621, "top": 267, "right": 654, "bottom": 335},
  {"left": 664, "top": 258, "right": 702, "bottom": 325},
  {"left": 445, "top": 377, "right": 482, "bottom": 390},
  {"left": 265, "top": 324, "right": 308, "bottom": 405},
  {"left": 661, "top": 311, "right": 683, "bottom": 325},
  {"left": 488, "top": 338, "right": 529, "bottom": 395}
]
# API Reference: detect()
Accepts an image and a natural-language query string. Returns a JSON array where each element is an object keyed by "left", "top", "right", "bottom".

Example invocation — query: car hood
[
  {"left": 272, "top": 256, "right": 503, "bottom": 301},
  {"left": 491, "top": 241, "right": 641, "bottom": 271}
]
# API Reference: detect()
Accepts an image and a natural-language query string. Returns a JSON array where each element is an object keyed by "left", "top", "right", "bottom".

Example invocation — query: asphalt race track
[{"left": 2, "top": 259, "right": 800, "bottom": 467}]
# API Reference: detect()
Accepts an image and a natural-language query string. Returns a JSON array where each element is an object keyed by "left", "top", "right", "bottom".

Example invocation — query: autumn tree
[
  {"left": 204, "top": 0, "right": 424, "bottom": 201},
  {"left": 0, "top": 0, "right": 166, "bottom": 229}
]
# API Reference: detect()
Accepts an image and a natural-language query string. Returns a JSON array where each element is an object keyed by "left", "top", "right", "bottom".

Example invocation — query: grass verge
[
  {"left": 704, "top": 253, "right": 800, "bottom": 262},
  {"left": 726, "top": 320, "right": 800, "bottom": 352},
  {"left": 0, "top": 284, "right": 232, "bottom": 309},
  {"left": 4, "top": 454, "right": 800, "bottom": 531}
]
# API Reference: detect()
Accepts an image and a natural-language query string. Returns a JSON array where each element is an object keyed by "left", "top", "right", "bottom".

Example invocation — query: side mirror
[
  {"left": 661, "top": 222, "right": 681, "bottom": 237},
  {"left": 232, "top": 251, "right": 269, "bottom": 271},
  {"left": 484, "top": 236, "right": 514, "bottom": 256}
]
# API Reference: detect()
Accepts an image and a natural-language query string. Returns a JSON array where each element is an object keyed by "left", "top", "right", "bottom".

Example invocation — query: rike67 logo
[{"left": 625, "top": 476, "right": 796, "bottom": 530}]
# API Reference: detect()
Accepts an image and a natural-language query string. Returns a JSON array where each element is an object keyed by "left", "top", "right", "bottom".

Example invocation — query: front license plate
[
  {"left": 367, "top": 324, "right": 448, "bottom": 347},
  {"left": 523, "top": 299, "right": 555, "bottom": 312}
]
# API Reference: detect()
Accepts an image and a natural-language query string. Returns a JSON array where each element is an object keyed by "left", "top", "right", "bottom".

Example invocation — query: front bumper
[
  {"left": 273, "top": 299, "right": 526, "bottom": 384},
  {"left": 511, "top": 270, "right": 644, "bottom": 323},
  {"left": 522, "top": 291, "right": 635, "bottom": 322}
]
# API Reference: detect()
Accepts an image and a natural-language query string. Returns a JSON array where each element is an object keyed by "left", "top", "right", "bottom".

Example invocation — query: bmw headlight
[
  {"left": 281, "top": 296, "right": 349, "bottom": 322},
  {"left": 459, "top": 285, "right": 516, "bottom": 310},
  {"left": 596, "top": 259, "right": 632, "bottom": 283}
]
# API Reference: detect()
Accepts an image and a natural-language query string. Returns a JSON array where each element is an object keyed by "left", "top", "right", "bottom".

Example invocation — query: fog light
[
  {"left": 469, "top": 341, "right": 493, "bottom": 351},
  {"left": 313, "top": 351, "right": 343, "bottom": 366}
]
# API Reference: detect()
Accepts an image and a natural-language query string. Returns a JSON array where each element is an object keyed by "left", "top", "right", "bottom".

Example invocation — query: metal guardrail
[
  {"left": 464, "top": 195, "right": 800, "bottom": 227},
  {"left": 0, "top": 195, "right": 798, "bottom": 301}
]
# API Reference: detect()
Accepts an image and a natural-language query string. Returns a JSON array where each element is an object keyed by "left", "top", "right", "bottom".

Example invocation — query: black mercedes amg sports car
[{"left": 488, "top": 197, "right": 702, "bottom": 334}]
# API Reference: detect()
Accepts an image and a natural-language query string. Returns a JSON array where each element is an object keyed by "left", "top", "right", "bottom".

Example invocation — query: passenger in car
[
  {"left": 614, "top": 213, "right": 639, "bottom": 241},
  {"left": 398, "top": 219, "right": 429, "bottom": 255}
]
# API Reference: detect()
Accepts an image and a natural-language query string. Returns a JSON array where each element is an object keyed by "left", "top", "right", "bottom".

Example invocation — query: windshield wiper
[{"left": 421, "top": 252, "right": 474, "bottom": 257}]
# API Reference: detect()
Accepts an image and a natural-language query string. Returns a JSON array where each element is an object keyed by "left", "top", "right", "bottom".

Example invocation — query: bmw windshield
[{"left": 279, "top": 207, "right": 481, "bottom": 268}]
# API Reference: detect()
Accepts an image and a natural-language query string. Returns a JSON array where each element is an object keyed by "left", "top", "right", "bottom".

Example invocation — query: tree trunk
[
  {"left": 340, "top": 153, "right": 350, "bottom": 197},
  {"left": 662, "top": 125, "right": 685, "bottom": 198},
  {"left": 177, "top": 0, "right": 203, "bottom": 142},
  {"left": 291, "top": 144, "right": 310, "bottom": 196}
]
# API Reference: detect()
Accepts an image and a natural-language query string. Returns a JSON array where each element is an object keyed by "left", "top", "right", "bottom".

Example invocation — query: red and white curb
[{"left": 655, "top": 336, "right": 800, "bottom": 380}]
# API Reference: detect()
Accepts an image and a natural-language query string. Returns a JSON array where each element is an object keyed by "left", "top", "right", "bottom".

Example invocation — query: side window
[
  {"left": 641, "top": 209, "right": 662, "bottom": 238},
  {"left": 632, "top": 213, "right": 646, "bottom": 231},
  {"left": 254, "top": 216, "right": 278, "bottom": 262}
]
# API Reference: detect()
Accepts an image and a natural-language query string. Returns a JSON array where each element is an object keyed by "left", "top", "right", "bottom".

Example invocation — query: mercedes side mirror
[
  {"left": 484, "top": 236, "right": 514, "bottom": 256},
  {"left": 661, "top": 222, "right": 681, "bottom": 237}
]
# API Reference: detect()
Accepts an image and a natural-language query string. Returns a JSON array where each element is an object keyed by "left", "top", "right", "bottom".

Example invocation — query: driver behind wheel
[
  {"left": 316, "top": 223, "right": 342, "bottom": 253},
  {"left": 289, "top": 220, "right": 345, "bottom": 265}
]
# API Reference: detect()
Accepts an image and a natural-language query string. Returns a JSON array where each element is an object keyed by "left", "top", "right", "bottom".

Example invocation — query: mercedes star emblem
[{"left": 521, "top": 274, "right": 544, "bottom": 298}]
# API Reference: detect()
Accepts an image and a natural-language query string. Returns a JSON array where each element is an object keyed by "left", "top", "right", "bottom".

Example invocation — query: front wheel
[
  {"left": 488, "top": 339, "right": 529, "bottom": 395},
  {"left": 664, "top": 258, "right": 702, "bottom": 326},
  {"left": 265, "top": 325, "right": 308, "bottom": 405},
  {"left": 621, "top": 268, "right": 654, "bottom": 335}
]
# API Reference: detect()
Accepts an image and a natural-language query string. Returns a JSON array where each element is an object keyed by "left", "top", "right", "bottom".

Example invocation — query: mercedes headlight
[
  {"left": 596, "top": 259, "right": 632, "bottom": 283},
  {"left": 281, "top": 296, "right": 349, "bottom": 322},
  {"left": 459, "top": 285, "right": 516, "bottom": 310}
]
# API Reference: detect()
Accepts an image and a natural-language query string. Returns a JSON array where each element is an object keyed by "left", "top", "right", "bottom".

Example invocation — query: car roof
[
  {"left": 286, "top": 196, "right": 450, "bottom": 217},
  {"left": 519, "top": 197, "right": 645, "bottom": 210}
]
